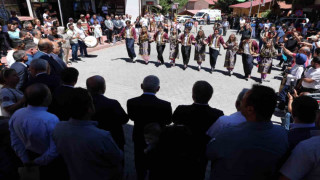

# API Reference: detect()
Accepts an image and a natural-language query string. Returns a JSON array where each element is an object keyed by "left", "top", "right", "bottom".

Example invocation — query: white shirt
[
  {"left": 207, "top": 111, "right": 246, "bottom": 138},
  {"left": 6, "top": 50, "right": 15, "bottom": 67},
  {"left": 210, "top": 36, "right": 218, "bottom": 50},
  {"left": 244, "top": 43, "right": 250, "bottom": 55},
  {"left": 286, "top": 64, "right": 305, "bottom": 85},
  {"left": 157, "top": 34, "right": 161, "bottom": 43},
  {"left": 140, "top": 18, "right": 148, "bottom": 27},
  {"left": 184, "top": 34, "right": 188, "bottom": 46},
  {"left": 240, "top": 19, "right": 245, "bottom": 26},
  {"left": 67, "top": 29, "right": 78, "bottom": 44},
  {"left": 126, "top": 28, "right": 131, "bottom": 39},
  {"left": 302, "top": 67, "right": 320, "bottom": 89},
  {"left": 43, "top": 13, "right": 49, "bottom": 22},
  {"left": 75, "top": 26, "right": 86, "bottom": 39}
]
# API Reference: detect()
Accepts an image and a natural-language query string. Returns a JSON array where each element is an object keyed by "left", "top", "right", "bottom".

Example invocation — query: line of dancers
[{"left": 119, "top": 20, "right": 278, "bottom": 82}]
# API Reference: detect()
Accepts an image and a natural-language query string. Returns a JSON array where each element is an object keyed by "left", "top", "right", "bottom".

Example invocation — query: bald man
[
  {"left": 87, "top": 75, "right": 129, "bottom": 150},
  {"left": 32, "top": 38, "right": 65, "bottom": 77}
]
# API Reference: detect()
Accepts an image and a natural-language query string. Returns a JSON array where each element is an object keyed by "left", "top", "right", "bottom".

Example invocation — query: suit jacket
[
  {"left": 48, "top": 85, "right": 74, "bottom": 121},
  {"left": 91, "top": 94, "right": 129, "bottom": 150},
  {"left": 172, "top": 104, "right": 224, "bottom": 153},
  {"left": 24, "top": 73, "right": 60, "bottom": 93},
  {"left": 10, "top": 62, "right": 28, "bottom": 91},
  {"left": 127, "top": 94, "right": 172, "bottom": 148},
  {"left": 32, "top": 51, "right": 64, "bottom": 77}
]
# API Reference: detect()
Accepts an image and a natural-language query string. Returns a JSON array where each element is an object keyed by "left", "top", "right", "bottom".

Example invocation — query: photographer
[
  {"left": 300, "top": 56, "right": 320, "bottom": 93},
  {"left": 276, "top": 53, "right": 307, "bottom": 112}
]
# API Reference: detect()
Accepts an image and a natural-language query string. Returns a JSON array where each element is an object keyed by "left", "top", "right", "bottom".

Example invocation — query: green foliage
[
  {"left": 261, "top": 9, "right": 271, "bottom": 18},
  {"left": 159, "top": 0, "right": 189, "bottom": 14},
  {"left": 215, "top": 0, "right": 239, "bottom": 13}
]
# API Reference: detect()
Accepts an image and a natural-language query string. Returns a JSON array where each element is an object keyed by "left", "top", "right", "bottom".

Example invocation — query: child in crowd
[{"left": 93, "top": 20, "right": 103, "bottom": 45}]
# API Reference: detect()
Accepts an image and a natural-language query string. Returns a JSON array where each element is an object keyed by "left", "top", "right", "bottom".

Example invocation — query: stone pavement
[{"left": 71, "top": 24, "right": 284, "bottom": 180}]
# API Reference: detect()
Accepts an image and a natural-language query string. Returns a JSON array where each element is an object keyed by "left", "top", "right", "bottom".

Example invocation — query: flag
[{"left": 262, "top": 0, "right": 265, "bottom": 6}]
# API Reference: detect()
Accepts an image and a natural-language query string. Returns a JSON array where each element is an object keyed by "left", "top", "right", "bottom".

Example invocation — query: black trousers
[
  {"left": 106, "top": 29, "right": 113, "bottom": 43},
  {"left": 181, "top": 45, "right": 191, "bottom": 65},
  {"left": 209, "top": 48, "right": 219, "bottom": 68},
  {"left": 156, "top": 45, "right": 166, "bottom": 63},
  {"left": 134, "top": 144, "right": 147, "bottom": 180},
  {"left": 78, "top": 40, "right": 88, "bottom": 56},
  {"left": 242, "top": 54, "right": 254, "bottom": 77},
  {"left": 126, "top": 38, "right": 136, "bottom": 59},
  {"left": 223, "top": 27, "right": 227, "bottom": 36}
]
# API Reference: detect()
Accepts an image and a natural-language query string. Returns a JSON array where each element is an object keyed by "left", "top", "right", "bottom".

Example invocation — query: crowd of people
[{"left": 0, "top": 8, "right": 320, "bottom": 180}]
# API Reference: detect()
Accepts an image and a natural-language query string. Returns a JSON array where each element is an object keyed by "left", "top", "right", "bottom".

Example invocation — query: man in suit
[
  {"left": 48, "top": 67, "right": 78, "bottom": 121},
  {"left": 24, "top": 58, "right": 60, "bottom": 93},
  {"left": 87, "top": 75, "right": 129, "bottom": 150},
  {"left": 127, "top": 75, "right": 172, "bottom": 180},
  {"left": 11, "top": 50, "right": 29, "bottom": 91},
  {"left": 32, "top": 39, "right": 65, "bottom": 78},
  {"left": 172, "top": 81, "right": 224, "bottom": 179}
]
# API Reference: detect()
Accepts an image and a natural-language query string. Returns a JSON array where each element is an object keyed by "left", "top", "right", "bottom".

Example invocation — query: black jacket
[
  {"left": 10, "top": 62, "right": 28, "bottom": 91},
  {"left": 91, "top": 94, "right": 129, "bottom": 150},
  {"left": 24, "top": 73, "right": 60, "bottom": 93}
]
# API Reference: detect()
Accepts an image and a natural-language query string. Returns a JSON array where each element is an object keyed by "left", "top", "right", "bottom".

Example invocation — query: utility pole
[{"left": 249, "top": 0, "right": 253, "bottom": 17}]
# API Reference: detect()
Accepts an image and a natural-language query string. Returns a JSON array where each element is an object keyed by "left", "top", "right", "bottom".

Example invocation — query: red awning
[{"left": 230, "top": 0, "right": 272, "bottom": 8}]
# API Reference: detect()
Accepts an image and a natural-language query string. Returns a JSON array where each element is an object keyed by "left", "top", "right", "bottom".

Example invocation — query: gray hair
[
  {"left": 31, "top": 29, "right": 41, "bottom": 36},
  {"left": 302, "top": 46, "right": 311, "bottom": 56},
  {"left": 23, "top": 21, "right": 32, "bottom": 29},
  {"left": 236, "top": 88, "right": 250, "bottom": 103},
  {"left": 30, "top": 59, "right": 48, "bottom": 71},
  {"left": 12, "top": 50, "right": 26, "bottom": 61},
  {"left": 142, "top": 75, "right": 160, "bottom": 92},
  {"left": 24, "top": 42, "right": 37, "bottom": 50}
]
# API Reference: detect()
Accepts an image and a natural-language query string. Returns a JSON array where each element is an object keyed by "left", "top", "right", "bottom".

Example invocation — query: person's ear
[
  {"left": 156, "top": 86, "right": 160, "bottom": 92},
  {"left": 141, "top": 84, "right": 143, "bottom": 90}
]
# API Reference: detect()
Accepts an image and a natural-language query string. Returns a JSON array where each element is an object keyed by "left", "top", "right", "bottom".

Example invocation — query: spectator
[
  {"left": 79, "top": 14, "right": 90, "bottom": 34},
  {"left": 148, "top": 124, "right": 198, "bottom": 180},
  {"left": 206, "top": 85, "right": 288, "bottom": 180},
  {"left": 8, "top": 24, "right": 20, "bottom": 41},
  {"left": 11, "top": 50, "right": 28, "bottom": 91},
  {"left": 207, "top": 88, "right": 249, "bottom": 138},
  {"left": 113, "top": 16, "right": 122, "bottom": 41},
  {"left": 57, "top": 26, "right": 71, "bottom": 65},
  {"left": 87, "top": 75, "right": 129, "bottom": 150},
  {"left": 172, "top": 80, "right": 224, "bottom": 179},
  {"left": 222, "top": 18, "right": 229, "bottom": 36},
  {"left": 105, "top": 15, "right": 114, "bottom": 44},
  {"left": 0, "top": 25, "right": 11, "bottom": 57},
  {"left": 8, "top": 11, "right": 21, "bottom": 28},
  {"left": 0, "top": 69, "right": 25, "bottom": 117},
  {"left": 300, "top": 56, "right": 320, "bottom": 93},
  {"left": 48, "top": 4, "right": 57, "bottom": 18},
  {"left": 50, "top": 41, "right": 67, "bottom": 68},
  {"left": 23, "top": 21, "right": 33, "bottom": 33},
  {"left": 49, "top": 67, "right": 78, "bottom": 121},
  {"left": 32, "top": 38, "right": 65, "bottom": 77},
  {"left": 127, "top": 75, "right": 172, "bottom": 180},
  {"left": 53, "top": 88, "right": 123, "bottom": 180},
  {"left": 277, "top": 53, "right": 307, "bottom": 111},
  {"left": 67, "top": 24, "right": 80, "bottom": 62},
  {"left": 42, "top": 9, "right": 50, "bottom": 23},
  {"left": 25, "top": 58, "right": 60, "bottom": 93},
  {"left": 24, "top": 42, "right": 38, "bottom": 65},
  {"left": 66, "top": 18, "right": 75, "bottom": 30},
  {"left": 101, "top": 3, "right": 108, "bottom": 17},
  {"left": 32, "top": 29, "right": 41, "bottom": 44},
  {"left": 9, "top": 83, "right": 67, "bottom": 180},
  {"left": 90, "top": 14, "right": 100, "bottom": 25},
  {"left": 6, "top": 39, "right": 25, "bottom": 67},
  {"left": 279, "top": 121, "right": 320, "bottom": 180}
]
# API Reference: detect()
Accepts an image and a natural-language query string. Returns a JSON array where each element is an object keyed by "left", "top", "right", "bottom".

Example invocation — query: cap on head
[{"left": 295, "top": 53, "right": 307, "bottom": 65}]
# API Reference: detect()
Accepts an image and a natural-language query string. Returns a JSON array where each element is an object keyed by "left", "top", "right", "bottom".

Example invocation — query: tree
[
  {"left": 215, "top": 0, "right": 241, "bottom": 13},
  {"left": 159, "top": 0, "right": 189, "bottom": 14}
]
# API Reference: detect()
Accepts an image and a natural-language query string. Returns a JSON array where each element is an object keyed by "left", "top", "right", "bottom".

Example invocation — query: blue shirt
[
  {"left": 9, "top": 105, "right": 59, "bottom": 165},
  {"left": 207, "top": 121, "right": 288, "bottom": 180},
  {"left": 277, "top": 29, "right": 285, "bottom": 43},
  {"left": 53, "top": 119, "right": 123, "bottom": 180}
]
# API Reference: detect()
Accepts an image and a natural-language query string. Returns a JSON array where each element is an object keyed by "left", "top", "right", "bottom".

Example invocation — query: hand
[
  {"left": 287, "top": 92, "right": 293, "bottom": 101},
  {"left": 293, "top": 89, "right": 298, "bottom": 98}
]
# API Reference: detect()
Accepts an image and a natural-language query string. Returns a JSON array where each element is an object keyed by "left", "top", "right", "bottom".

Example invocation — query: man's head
[
  {"left": 52, "top": 41, "right": 60, "bottom": 55},
  {"left": 299, "top": 46, "right": 311, "bottom": 56},
  {"left": 314, "top": 48, "right": 320, "bottom": 57},
  {"left": 38, "top": 39, "right": 53, "bottom": 53},
  {"left": 214, "top": 28, "right": 219, "bottom": 35},
  {"left": 92, "top": 14, "right": 97, "bottom": 19},
  {"left": 25, "top": 83, "right": 52, "bottom": 107},
  {"left": 77, "top": 20, "right": 82, "bottom": 27},
  {"left": 80, "top": 14, "right": 85, "bottom": 20},
  {"left": 51, "top": 27, "right": 58, "bottom": 35},
  {"left": 53, "top": 20, "right": 59, "bottom": 27},
  {"left": 61, "top": 67, "right": 79, "bottom": 86},
  {"left": 29, "top": 58, "right": 50, "bottom": 77},
  {"left": 86, "top": 75, "right": 106, "bottom": 95},
  {"left": 25, "top": 42, "right": 38, "bottom": 55},
  {"left": 23, "top": 21, "right": 33, "bottom": 31},
  {"left": 241, "top": 85, "right": 277, "bottom": 122},
  {"left": 13, "top": 50, "right": 28, "bottom": 63},
  {"left": 243, "top": 34, "right": 251, "bottom": 42},
  {"left": 69, "top": 88, "right": 95, "bottom": 120},
  {"left": 32, "top": 29, "right": 41, "bottom": 39},
  {"left": 235, "top": 88, "right": 249, "bottom": 111},
  {"left": 292, "top": 96, "right": 319, "bottom": 124},
  {"left": 312, "top": 56, "right": 320, "bottom": 69},
  {"left": 141, "top": 75, "right": 160, "bottom": 93},
  {"left": 126, "top": 20, "right": 131, "bottom": 27},
  {"left": 192, "top": 81, "right": 213, "bottom": 104},
  {"left": 68, "top": 23, "right": 74, "bottom": 30}
]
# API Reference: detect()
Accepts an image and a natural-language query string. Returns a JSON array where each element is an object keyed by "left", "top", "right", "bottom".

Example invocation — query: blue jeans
[
  {"left": 125, "top": 38, "right": 136, "bottom": 59},
  {"left": 71, "top": 43, "right": 79, "bottom": 60},
  {"left": 278, "top": 85, "right": 290, "bottom": 110},
  {"left": 78, "top": 40, "right": 88, "bottom": 56}
]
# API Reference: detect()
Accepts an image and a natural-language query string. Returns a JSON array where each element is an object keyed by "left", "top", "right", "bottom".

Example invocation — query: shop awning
[
  {"left": 18, "top": 16, "right": 34, "bottom": 21},
  {"left": 230, "top": 0, "right": 272, "bottom": 8}
]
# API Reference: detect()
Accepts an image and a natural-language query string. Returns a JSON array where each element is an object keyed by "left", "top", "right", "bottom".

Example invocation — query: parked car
[
  {"left": 193, "top": 9, "right": 221, "bottom": 24},
  {"left": 178, "top": 15, "right": 192, "bottom": 23}
]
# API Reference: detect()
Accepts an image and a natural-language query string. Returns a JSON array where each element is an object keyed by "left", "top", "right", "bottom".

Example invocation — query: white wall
[{"left": 125, "top": 0, "right": 140, "bottom": 20}]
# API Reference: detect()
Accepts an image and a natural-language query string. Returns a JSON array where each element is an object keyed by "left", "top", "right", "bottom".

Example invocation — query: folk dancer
[
  {"left": 206, "top": 27, "right": 227, "bottom": 73},
  {"left": 179, "top": 27, "right": 195, "bottom": 70},
  {"left": 119, "top": 20, "right": 137, "bottom": 62},
  {"left": 238, "top": 35, "right": 259, "bottom": 81},
  {"left": 258, "top": 40, "right": 277, "bottom": 83},
  {"left": 169, "top": 28, "right": 180, "bottom": 67},
  {"left": 139, "top": 26, "right": 152, "bottom": 64},
  {"left": 194, "top": 30, "right": 207, "bottom": 71},
  {"left": 224, "top": 34, "right": 239, "bottom": 76},
  {"left": 154, "top": 25, "right": 169, "bottom": 65}
]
